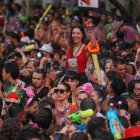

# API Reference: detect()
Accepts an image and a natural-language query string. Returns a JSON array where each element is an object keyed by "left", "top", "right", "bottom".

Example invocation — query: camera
[
  {"left": 37, "top": 52, "right": 44, "bottom": 59},
  {"left": 45, "top": 58, "right": 51, "bottom": 73}
]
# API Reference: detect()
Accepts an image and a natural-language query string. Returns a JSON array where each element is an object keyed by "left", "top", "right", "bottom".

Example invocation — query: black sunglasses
[{"left": 54, "top": 88, "right": 67, "bottom": 94}]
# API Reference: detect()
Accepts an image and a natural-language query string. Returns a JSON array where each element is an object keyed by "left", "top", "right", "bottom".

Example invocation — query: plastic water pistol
[
  {"left": 69, "top": 103, "right": 77, "bottom": 113},
  {"left": 106, "top": 108, "right": 122, "bottom": 139},
  {"left": 68, "top": 109, "right": 94, "bottom": 124}
]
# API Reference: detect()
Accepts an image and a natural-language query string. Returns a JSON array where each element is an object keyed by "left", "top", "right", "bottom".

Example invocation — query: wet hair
[
  {"left": 7, "top": 51, "right": 22, "bottom": 61},
  {"left": 114, "top": 59, "right": 126, "bottom": 68},
  {"left": 118, "top": 116, "right": 129, "bottom": 129},
  {"left": 39, "top": 96, "right": 55, "bottom": 111},
  {"left": 16, "top": 128, "right": 40, "bottom": 140},
  {"left": 58, "top": 81, "right": 71, "bottom": 92},
  {"left": 107, "top": 96, "right": 128, "bottom": 111},
  {"left": 80, "top": 98, "right": 96, "bottom": 111},
  {"left": 63, "top": 70, "right": 80, "bottom": 81},
  {"left": 0, "top": 118, "right": 21, "bottom": 140},
  {"left": 3, "top": 61, "right": 19, "bottom": 80},
  {"left": 130, "top": 108, "right": 140, "bottom": 126},
  {"left": 8, "top": 103, "right": 23, "bottom": 117},
  {"left": 128, "top": 80, "right": 140, "bottom": 95},
  {"left": 87, "top": 117, "right": 106, "bottom": 138},
  {"left": 92, "top": 129, "right": 114, "bottom": 140},
  {"left": 93, "top": 86, "right": 106, "bottom": 104},
  {"left": 52, "top": 133, "right": 69, "bottom": 140},
  {"left": 15, "top": 51, "right": 22, "bottom": 59},
  {"left": 6, "top": 32, "right": 20, "bottom": 42},
  {"left": 110, "top": 78, "right": 126, "bottom": 97},
  {"left": 71, "top": 132, "right": 88, "bottom": 140},
  {"left": 70, "top": 25, "right": 86, "bottom": 45},
  {"left": 17, "top": 124, "right": 50, "bottom": 140},
  {"left": 105, "top": 71, "right": 119, "bottom": 81},
  {"left": 35, "top": 108, "right": 53, "bottom": 130},
  {"left": 34, "top": 68, "right": 46, "bottom": 79}
]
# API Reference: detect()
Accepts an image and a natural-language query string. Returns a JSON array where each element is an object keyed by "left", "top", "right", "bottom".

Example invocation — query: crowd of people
[{"left": 0, "top": 2, "right": 140, "bottom": 140}]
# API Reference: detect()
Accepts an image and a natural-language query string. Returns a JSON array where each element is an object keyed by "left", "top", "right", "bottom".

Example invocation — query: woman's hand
[{"left": 39, "top": 57, "right": 48, "bottom": 69}]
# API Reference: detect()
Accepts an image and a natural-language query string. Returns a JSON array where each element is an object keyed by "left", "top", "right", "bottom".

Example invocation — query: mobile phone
[{"left": 45, "top": 58, "right": 51, "bottom": 73}]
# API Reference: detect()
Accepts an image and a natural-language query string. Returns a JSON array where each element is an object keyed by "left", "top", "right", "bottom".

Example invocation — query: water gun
[
  {"left": 87, "top": 42, "right": 101, "bottom": 84},
  {"left": 35, "top": 4, "right": 52, "bottom": 32},
  {"left": 69, "top": 103, "right": 77, "bottom": 113},
  {"left": 106, "top": 108, "right": 122, "bottom": 139},
  {"left": 68, "top": 109, "right": 94, "bottom": 124}
]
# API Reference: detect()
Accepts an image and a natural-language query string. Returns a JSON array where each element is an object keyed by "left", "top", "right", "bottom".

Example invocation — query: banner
[{"left": 78, "top": 0, "right": 99, "bottom": 8}]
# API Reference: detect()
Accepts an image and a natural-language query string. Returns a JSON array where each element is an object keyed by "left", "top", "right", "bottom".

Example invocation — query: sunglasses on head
[{"left": 54, "top": 88, "right": 67, "bottom": 94}]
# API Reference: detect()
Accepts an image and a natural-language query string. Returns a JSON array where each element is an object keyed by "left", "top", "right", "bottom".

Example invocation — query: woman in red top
[{"left": 54, "top": 23, "right": 96, "bottom": 82}]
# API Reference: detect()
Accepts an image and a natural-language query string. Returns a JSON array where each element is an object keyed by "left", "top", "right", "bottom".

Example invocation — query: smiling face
[
  {"left": 72, "top": 28, "right": 83, "bottom": 44},
  {"left": 64, "top": 77, "right": 79, "bottom": 92}
]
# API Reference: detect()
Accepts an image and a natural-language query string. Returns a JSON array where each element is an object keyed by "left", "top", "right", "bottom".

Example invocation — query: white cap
[{"left": 39, "top": 43, "right": 53, "bottom": 54}]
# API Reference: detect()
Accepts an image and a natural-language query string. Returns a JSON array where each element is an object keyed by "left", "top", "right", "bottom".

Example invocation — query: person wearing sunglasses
[{"left": 54, "top": 82, "right": 71, "bottom": 125}]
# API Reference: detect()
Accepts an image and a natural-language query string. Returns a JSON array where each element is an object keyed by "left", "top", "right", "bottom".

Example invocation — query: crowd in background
[{"left": 0, "top": 1, "right": 140, "bottom": 140}]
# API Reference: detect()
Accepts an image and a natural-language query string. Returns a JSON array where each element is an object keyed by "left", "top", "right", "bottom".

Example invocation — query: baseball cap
[
  {"left": 77, "top": 82, "right": 94, "bottom": 96},
  {"left": 39, "top": 43, "right": 53, "bottom": 54}
]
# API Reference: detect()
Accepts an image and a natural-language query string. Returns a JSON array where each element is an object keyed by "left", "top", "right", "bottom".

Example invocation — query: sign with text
[{"left": 78, "top": 0, "right": 99, "bottom": 8}]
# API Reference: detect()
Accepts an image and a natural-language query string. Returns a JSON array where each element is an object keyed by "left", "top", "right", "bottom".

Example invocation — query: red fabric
[
  {"left": 7, "top": 92, "right": 19, "bottom": 101},
  {"left": 66, "top": 46, "right": 87, "bottom": 73}
]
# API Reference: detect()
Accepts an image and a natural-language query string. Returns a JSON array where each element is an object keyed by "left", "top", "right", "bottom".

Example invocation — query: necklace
[{"left": 73, "top": 43, "right": 83, "bottom": 57}]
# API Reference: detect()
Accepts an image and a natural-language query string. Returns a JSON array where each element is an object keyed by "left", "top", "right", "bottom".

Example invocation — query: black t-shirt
[{"left": 35, "top": 87, "right": 49, "bottom": 99}]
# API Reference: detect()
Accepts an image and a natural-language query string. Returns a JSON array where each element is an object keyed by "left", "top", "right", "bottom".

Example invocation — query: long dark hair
[{"left": 70, "top": 25, "right": 86, "bottom": 46}]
